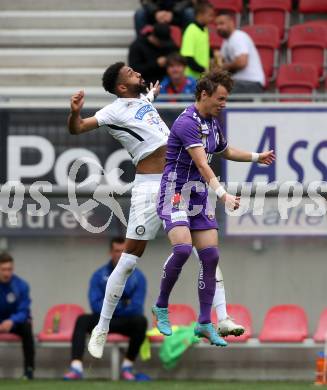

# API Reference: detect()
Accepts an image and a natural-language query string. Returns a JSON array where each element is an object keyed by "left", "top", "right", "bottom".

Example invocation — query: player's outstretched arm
[
  {"left": 221, "top": 146, "right": 275, "bottom": 165},
  {"left": 68, "top": 90, "right": 98, "bottom": 135},
  {"left": 187, "top": 146, "right": 240, "bottom": 211}
]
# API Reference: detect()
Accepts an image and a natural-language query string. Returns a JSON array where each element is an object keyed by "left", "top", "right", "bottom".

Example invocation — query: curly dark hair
[
  {"left": 102, "top": 62, "right": 125, "bottom": 95},
  {"left": 195, "top": 70, "right": 234, "bottom": 101}
]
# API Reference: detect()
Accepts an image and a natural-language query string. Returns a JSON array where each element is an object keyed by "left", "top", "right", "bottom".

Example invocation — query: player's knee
[
  {"left": 117, "top": 253, "right": 138, "bottom": 275},
  {"left": 173, "top": 243, "right": 193, "bottom": 259},
  {"left": 133, "top": 316, "right": 148, "bottom": 333},
  {"left": 124, "top": 239, "right": 147, "bottom": 257},
  {"left": 75, "top": 314, "right": 89, "bottom": 329},
  {"left": 19, "top": 321, "right": 33, "bottom": 335}
]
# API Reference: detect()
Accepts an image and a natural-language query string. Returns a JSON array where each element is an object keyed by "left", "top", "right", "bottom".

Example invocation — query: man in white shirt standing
[{"left": 216, "top": 10, "right": 265, "bottom": 94}]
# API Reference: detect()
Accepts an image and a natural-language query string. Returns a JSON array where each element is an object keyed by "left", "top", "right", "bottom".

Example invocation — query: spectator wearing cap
[
  {"left": 128, "top": 23, "right": 178, "bottom": 84},
  {"left": 134, "top": 0, "right": 195, "bottom": 36},
  {"left": 180, "top": 1, "right": 215, "bottom": 79},
  {"left": 160, "top": 53, "right": 196, "bottom": 98},
  {"left": 216, "top": 10, "right": 265, "bottom": 93},
  {"left": 0, "top": 252, "right": 34, "bottom": 380}
]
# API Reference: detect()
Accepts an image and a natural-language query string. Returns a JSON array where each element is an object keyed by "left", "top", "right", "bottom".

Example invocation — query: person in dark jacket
[
  {"left": 135, "top": 0, "right": 195, "bottom": 35},
  {"left": 64, "top": 237, "right": 149, "bottom": 381},
  {"left": 128, "top": 23, "right": 177, "bottom": 84},
  {"left": 0, "top": 252, "right": 34, "bottom": 380}
]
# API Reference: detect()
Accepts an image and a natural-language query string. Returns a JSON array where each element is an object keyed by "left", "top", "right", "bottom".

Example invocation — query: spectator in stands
[
  {"left": 135, "top": 0, "right": 195, "bottom": 36},
  {"left": 129, "top": 23, "right": 178, "bottom": 84},
  {"left": 64, "top": 237, "right": 149, "bottom": 382},
  {"left": 160, "top": 52, "right": 196, "bottom": 98},
  {"left": 0, "top": 252, "right": 34, "bottom": 380},
  {"left": 216, "top": 10, "right": 265, "bottom": 93},
  {"left": 180, "top": 1, "right": 215, "bottom": 79}
]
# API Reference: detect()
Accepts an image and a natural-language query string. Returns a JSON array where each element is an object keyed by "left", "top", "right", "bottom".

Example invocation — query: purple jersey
[{"left": 157, "top": 104, "right": 228, "bottom": 232}]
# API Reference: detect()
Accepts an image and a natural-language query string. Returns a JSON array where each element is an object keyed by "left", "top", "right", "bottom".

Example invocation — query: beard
[
  {"left": 218, "top": 30, "right": 230, "bottom": 39},
  {"left": 129, "top": 80, "right": 147, "bottom": 95}
]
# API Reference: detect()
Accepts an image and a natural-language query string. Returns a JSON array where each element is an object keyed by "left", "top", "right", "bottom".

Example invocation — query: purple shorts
[{"left": 157, "top": 190, "right": 218, "bottom": 233}]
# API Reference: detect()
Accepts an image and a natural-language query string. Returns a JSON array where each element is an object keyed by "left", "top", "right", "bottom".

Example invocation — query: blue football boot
[
  {"left": 152, "top": 305, "right": 172, "bottom": 336},
  {"left": 194, "top": 322, "right": 228, "bottom": 347}
]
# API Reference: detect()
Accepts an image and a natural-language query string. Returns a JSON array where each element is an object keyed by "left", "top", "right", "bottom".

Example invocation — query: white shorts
[{"left": 126, "top": 174, "right": 162, "bottom": 241}]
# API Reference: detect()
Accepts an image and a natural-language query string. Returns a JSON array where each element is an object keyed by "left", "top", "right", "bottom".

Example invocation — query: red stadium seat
[
  {"left": 0, "top": 333, "right": 21, "bottom": 342},
  {"left": 314, "top": 308, "right": 327, "bottom": 343},
  {"left": 249, "top": 0, "right": 292, "bottom": 41},
  {"left": 170, "top": 25, "right": 182, "bottom": 48},
  {"left": 259, "top": 304, "right": 308, "bottom": 342},
  {"left": 150, "top": 304, "right": 197, "bottom": 342},
  {"left": 242, "top": 24, "right": 280, "bottom": 83},
  {"left": 288, "top": 23, "right": 327, "bottom": 78},
  {"left": 209, "top": 0, "right": 242, "bottom": 12},
  {"left": 304, "top": 20, "right": 327, "bottom": 28},
  {"left": 211, "top": 304, "right": 252, "bottom": 342},
  {"left": 299, "top": 0, "right": 327, "bottom": 14},
  {"left": 276, "top": 63, "right": 319, "bottom": 100},
  {"left": 107, "top": 333, "right": 129, "bottom": 342},
  {"left": 167, "top": 304, "right": 197, "bottom": 325},
  {"left": 209, "top": 23, "right": 223, "bottom": 49},
  {"left": 38, "top": 304, "right": 85, "bottom": 342}
]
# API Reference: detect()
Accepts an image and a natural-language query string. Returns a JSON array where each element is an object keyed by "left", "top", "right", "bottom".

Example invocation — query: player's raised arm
[
  {"left": 68, "top": 90, "right": 98, "bottom": 135},
  {"left": 221, "top": 146, "right": 275, "bottom": 165},
  {"left": 145, "top": 80, "right": 161, "bottom": 102},
  {"left": 187, "top": 146, "right": 240, "bottom": 211}
]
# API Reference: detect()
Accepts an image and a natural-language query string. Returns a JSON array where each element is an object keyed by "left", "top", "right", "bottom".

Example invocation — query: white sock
[
  {"left": 213, "top": 265, "right": 227, "bottom": 321},
  {"left": 121, "top": 358, "right": 134, "bottom": 369},
  {"left": 213, "top": 281, "right": 227, "bottom": 321},
  {"left": 97, "top": 253, "right": 139, "bottom": 332},
  {"left": 71, "top": 360, "right": 83, "bottom": 372}
]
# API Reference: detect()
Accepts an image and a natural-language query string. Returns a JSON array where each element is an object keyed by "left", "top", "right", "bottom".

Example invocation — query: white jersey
[
  {"left": 95, "top": 94, "right": 170, "bottom": 165},
  {"left": 221, "top": 30, "right": 265, "bottom": 86}
]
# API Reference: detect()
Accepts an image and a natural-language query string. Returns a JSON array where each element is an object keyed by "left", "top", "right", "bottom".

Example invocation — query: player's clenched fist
[{"left": 70, "top": 90, "right": 84, "bottom": 113}]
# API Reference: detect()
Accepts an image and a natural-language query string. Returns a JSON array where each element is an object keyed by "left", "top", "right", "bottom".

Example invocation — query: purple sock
[
  {"left": 156, "top": 244, "right": 192, "bottom": 308},
  {"left": 197, "top": 247, "right": 219, "bottom": 324}
]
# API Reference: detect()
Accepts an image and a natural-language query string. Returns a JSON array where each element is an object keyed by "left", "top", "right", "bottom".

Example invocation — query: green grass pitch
[{"left": 0, "top": 380, "right": 315, "bottom": 390}]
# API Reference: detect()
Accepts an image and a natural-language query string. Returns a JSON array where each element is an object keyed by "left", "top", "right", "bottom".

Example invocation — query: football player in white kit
[{"left": 68, "top": 62, "right": 244, "bottom": 361}]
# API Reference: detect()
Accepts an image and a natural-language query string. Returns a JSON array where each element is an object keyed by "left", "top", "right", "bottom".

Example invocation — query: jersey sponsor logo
[
  {"left": 135, "top": 225, "right": 146, "bottom": 235},
  {"left": 198, "top": 281, "right": 206, "bottom": 289},
  {"left": 146, "top": 112, "right": 160, "bottom": 125},
  {"left": 171, "top": 210, "right": 188, "bottom": 223},
  {"left": 135, "top": 104, "right": 156, "bottom": 120},
  {"left": 200, "top": 122, "right": 209, "bottom": 135}
]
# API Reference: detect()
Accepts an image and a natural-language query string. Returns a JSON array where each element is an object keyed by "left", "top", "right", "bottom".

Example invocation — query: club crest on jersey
[
  {"left": 135, "top": 104, "right": 156, "bottom": 120},
  {"left": 200, "top": 122, "right": 209, "bottom": 135}
]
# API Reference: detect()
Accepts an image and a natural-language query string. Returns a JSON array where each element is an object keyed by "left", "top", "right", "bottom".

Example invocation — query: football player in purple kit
[{"left": 153, "top": 71, "right": 275, "bottom": 346}]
